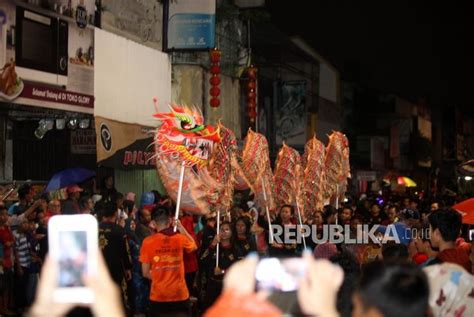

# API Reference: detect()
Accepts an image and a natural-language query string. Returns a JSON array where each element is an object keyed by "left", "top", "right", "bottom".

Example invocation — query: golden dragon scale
[
  {"left": 273, "top": 143, "right": 302, "bottom": 208},
  {"left": 323, "top": 131, "right": 350, "bottom": 205},
  {"left": 239, "top": 129, "right": 276, "bottom": 211},
  {"left": 208, "top": 123, "right": 238, "bottom": 213},
  {"left": 303, "top": 136, "right": 326, "bottom": 216}
]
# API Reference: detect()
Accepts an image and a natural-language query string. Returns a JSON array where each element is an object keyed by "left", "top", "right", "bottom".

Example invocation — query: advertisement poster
[
  {"left": 0, "top": 0, "right": 94, "bottom": 112},
  {"left": 275, "top": 81, "right": 306, "bottom": 147},
  {"left": 165, "top": 0, "right": 215, "bottom": 50}
]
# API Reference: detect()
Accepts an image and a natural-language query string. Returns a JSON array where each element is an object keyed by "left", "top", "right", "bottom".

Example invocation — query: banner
[
  {"left": 95, "top": 117, "right": 155, "bottom": 169},
  {"left": 165, "top": 0, "right": 215, "bottom": 50}
]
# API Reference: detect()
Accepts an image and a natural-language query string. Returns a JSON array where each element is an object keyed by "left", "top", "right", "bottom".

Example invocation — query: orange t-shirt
[{"left": 139, "top": 228, "right": 197, "bottom": 302}]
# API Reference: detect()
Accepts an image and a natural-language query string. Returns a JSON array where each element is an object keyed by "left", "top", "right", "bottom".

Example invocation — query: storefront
[{"left": 0, "top": 0, "right": 97, "bottom": 182}]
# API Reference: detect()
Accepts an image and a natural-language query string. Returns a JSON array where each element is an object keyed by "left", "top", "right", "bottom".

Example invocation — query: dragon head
[{"left": 154, "top": 104, "right": 220, "bottom": 168}]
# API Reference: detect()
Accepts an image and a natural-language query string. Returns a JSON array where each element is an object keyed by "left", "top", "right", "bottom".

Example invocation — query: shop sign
[
  {"left": 21, "top": 81, "right": 94, "bottom": 108},
  {"left": 71, "top": 129, "right": 96, "bottom": 154}
]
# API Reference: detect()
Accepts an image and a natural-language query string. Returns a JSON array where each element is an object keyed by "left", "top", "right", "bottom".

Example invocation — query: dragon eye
[{"left": 181, "top": 121, "right": 196, "bottom": 130}]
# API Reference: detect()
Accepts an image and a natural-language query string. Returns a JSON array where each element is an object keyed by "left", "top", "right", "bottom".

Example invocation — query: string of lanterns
[
  {"left": 246, "top": 65, "right": 257, "bottom": 122},
  {"left": 209, "top": 48, "right": 221, "bottom": 108}
]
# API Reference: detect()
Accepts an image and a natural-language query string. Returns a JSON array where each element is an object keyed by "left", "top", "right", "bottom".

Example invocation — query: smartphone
[
  {"left": 469, "top": 229, "right": 474, "bottom": 242},
  {"left": 48, "top": 214, "right": 98, "bottom": 303},
  {"left": 255, "top": 257, "right": 307, "bottom": 292}
]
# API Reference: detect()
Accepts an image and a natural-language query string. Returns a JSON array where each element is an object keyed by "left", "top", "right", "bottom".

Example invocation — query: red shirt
[
  {"left": 437, "top": 248, "right": 472, "bottom": 273},
  {"left": 0, "top": 225, "right": 14, "bottom": 268},
  {"left": 181, "top": 216, "right": 198, "bottom": 273}
]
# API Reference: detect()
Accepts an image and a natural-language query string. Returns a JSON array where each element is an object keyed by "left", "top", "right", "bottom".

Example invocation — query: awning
[{"left": 95, "top": 116, "right": 156, "bottom": 169}]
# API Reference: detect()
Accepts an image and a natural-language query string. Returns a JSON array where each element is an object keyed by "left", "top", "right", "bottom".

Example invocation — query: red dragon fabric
[{"left": 154, "top": 104, "right": 221, "bottom": 215}]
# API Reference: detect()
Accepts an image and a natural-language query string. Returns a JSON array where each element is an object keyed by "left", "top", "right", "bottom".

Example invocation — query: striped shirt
[{"left": 14, "top": 232, "right": 31, "bottom": 268}]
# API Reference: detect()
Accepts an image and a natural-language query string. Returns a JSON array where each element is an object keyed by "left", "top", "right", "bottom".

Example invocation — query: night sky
[{"left": 266, "top": 0, "right": 474, "bottom": 114}]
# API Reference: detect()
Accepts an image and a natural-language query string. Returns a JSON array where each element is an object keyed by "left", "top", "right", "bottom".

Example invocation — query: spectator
[
  {"left": 380, "top": 242, "right": 409, "bottom": 264},
  {"left": 181, "top": 212, "right": 199, "bottom": 297},
  {"left": 201, "top": 221, "right": 238, "bottom": 311},
  {"left": 8, "top": 184, "right": 34, "bottom": 216},
  {"left": 368, "top": 203, "right": 389, "bottom": 227},
  {"left": 386, "top": 205, "right": 399, "bottom": 223},
  {"left": 351, "top": 261, "right": 429, "bottom": 317},
  {"left": 45, "top": 199, "right": 61, "bottom": 222},
  {"left": 100, "top": 176, "right": 118, "bottom": 204},
  {"left": 136, "top": 208, "right": 153, "bottom": 244},
  {"left": 35, "top": 211, "right": 48, "bottom": 263},
  {"left": 98, "top": 203, "right": 132, "bottom": 313},
  {"left": 428, "top": 209, "right": 472, "bottom": 273},
  {"left": 340, "top": 207, "right": 353, "bottom": 224},
  {"left": 233, "top": 217, "right": 257, "bottom": 260},
  {"left": 62, "top": 185, "right": 82, "bottom": 215},
  {"left": 0, "top": 207, "right": 15, "bottom": 315},
  {"left": 79, "top": 195, "right": 94, "bottom": 214},
  {"left": 13, "top": 219, "right": 35, "bottom": 310}
]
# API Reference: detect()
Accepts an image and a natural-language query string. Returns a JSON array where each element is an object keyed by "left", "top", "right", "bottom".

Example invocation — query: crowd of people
[{"left": 0, "top": 177, "right": 473, "bottom": 316}]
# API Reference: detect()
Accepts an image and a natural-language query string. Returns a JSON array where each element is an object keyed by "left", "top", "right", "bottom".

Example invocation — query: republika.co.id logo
[{"left": 100, "top": 123, "right": 112, "bottom": 152}]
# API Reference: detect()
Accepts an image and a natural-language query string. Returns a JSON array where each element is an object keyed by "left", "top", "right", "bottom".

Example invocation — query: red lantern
[
  {"left": 209, "top": 48, "right": 222, "bottom": 108},
  {"left": 210, "top": 48, "right": 221, "bottom": 63},
  {"left": 209, "top": 76, "right": 221, "bottom": 86},
  {"left": 210, "top": 65, "right": 221, "bottom": 74},
  {"left": 248, "top": 108, "right": 257, "bottom": 119},
  {"left": 247, "top": 65, "right": 257, "bottom": 79},
  {"left": 247, "top": 81, "right": 256, "bottom": 90},
  {"left": 210, "top": 86, "right": 221, "bottom": 97},
  {"left": 210, "top": 98, "right": 220, "bottom": 108},
  {"left": 247, "top": 100, "right": 256, "bottom": 110},
  {"left": 247, "top": 90, "right": 256, "bottom": 100}
]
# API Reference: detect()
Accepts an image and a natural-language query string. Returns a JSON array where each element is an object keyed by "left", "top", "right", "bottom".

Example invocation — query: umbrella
[
  {"left": 453, "top": 198, "right": 474, "bottom": 225},
  {"left": 397, "top": 176, "right": 417, "bottom": 187},
  {"left": 44, "top": 167, "right": 96, "bottom": 193}
]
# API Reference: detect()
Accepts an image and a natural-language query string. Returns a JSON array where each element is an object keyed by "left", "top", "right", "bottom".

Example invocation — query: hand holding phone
[
  {"left": 30, "top": 215, "right": 124, "bottom": 316},
  {"left": 255, "top": 257, "right": 307, "bottom": 292},
  {"left": 48, "top": 214, "right": 98, "bottom": 303}
]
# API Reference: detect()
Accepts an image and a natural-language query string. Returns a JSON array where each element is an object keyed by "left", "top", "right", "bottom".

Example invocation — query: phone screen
[
  {"left": 469, "top": 229, "right": 474, "bottom": 242},
  {"left": 58, "top": 230, "right": 88, "bottom": 287},
  {"left": 255, "top": 257, "right": 307, "bottom": 292}
]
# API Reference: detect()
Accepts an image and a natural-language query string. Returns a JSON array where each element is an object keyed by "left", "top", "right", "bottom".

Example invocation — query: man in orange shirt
[{"left": 140, "top": 206, "right": 197, "bottom": 317}]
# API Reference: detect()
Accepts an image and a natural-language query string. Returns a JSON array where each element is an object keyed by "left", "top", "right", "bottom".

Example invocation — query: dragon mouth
[{"left": 183, "top": 138, "right": 213, "bottom": 160}]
